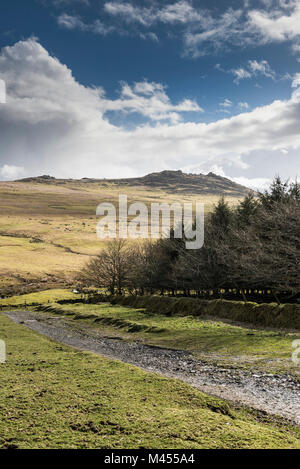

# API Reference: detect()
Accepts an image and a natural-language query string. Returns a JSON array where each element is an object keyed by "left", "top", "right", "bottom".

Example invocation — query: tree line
[{"left": 79, "top": 177, "right": 300, "bottom": 303}]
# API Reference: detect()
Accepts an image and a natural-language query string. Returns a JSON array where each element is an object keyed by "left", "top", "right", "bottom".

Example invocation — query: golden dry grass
[{"left": 0, "top": 179, "right": 242, "bottom": 293}]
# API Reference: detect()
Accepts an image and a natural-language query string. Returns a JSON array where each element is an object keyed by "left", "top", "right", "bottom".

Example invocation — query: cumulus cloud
[
  {"left": 180, "top": 162, "right": 271, "bottom": 191},
  {"left": 1, "top": 38, "right": 300, "bottom": 183},
  {"left": 0, "top": 164, "right": 25, "bottom": 180},
  {"left": 231, "top": 176, "right": 271, "bottom": 191},
  {"left": 198, "top": 163, "right": 271, "bottom": 191},
  {"left": 248, "top": 1, "right": 300, "bottom": 42},
  {"left": 101, "top": 81, "right": 202, "bottom": 123}
]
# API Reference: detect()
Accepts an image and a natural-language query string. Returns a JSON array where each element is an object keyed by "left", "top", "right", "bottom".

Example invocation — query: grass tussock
[
  {"left": 35, "top": 304, "right": 164, "bottom": 333},
  {"left": 110, "top": 295, "right": 300, "bottom": 329}
]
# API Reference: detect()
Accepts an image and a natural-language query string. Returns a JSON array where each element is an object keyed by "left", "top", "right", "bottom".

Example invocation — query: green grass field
[
  {"left": 0, "top": 289, "right": 79, "bottom": 306},
  {"left": 1, "top": 313, "right": 299, "bottom": 449},
  {"left": 1, "top": 290, "right": 299, "bottom": 376}
]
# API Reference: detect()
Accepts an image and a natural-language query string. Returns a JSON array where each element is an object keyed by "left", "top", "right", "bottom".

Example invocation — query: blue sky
[{"left": 0, "top": 0, "right": 300, "bottom": 188}]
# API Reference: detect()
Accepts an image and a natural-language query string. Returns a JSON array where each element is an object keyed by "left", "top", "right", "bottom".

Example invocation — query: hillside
[
  {"left": 19, "top": 170, "right": 251, "bottom": 197},
  {"left": 0, "top": 170, "right": 249, "bottom": 296}
]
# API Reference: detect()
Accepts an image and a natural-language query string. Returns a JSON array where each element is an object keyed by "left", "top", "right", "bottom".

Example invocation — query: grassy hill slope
[{"left": 0, "top": 171, "right": 249, "bottom": 296}]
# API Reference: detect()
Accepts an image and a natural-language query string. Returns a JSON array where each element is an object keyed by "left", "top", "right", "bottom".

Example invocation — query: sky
[{"left": 0, "top": 0, "right": 300, "bottom": 189}]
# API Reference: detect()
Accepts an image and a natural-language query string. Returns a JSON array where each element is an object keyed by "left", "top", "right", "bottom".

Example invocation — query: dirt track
[{"left": 5, "top": 310, "right": 300, "bottom": 426}]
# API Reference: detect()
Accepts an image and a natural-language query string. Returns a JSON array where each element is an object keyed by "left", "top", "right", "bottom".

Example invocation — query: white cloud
[
  {"left": 181, "top": 163, "right": 271, "bottom": 191},
  {"left": 292, "top": 43, "right": 300, "bottom": 52},
  {"left": 57, "top": 11, "right": 157, "bottom": 41},
  {"left": 206, "top": 164, "right": 226, "bottom": 177},
  {"left": 248, "top": 59, "right": 275, "bottom": 78},
  {"left": 104, "top": 1, "right": 202, "bottom": 26},
  {"left": 231, "top": 59, "right": 275, "bottom": 83},
  {"left": 53, "top": 0, "right": 90, "bottom": 4},
  {"left": 184, "top": 8, "right": 244, "bottom": 57},
  {"left": 104, "top": 2, "right": 253, "bottom": 58},
  {"left": 292, "top": 73, "right": 300, "bottom": 87},
  {"left": 231, "top": 176, "right": 271, "bottom": 191},
  {"left": 0, "top": 78, "right": 5, "bottom": 103},
  {"left": 1, "top": 39, "right": 300, "bottom": 182},
  {"left": 104, "top": 2, "right": 154, "bottom": 26},
  {"left": 57, "top": 13, "right": 113, "bottom": 35},
  {"left": 55, "top": 2, "right": 300, "bottom": 58},
  {"left": 248, "top": 2, "right": 300, "bottom": 42},
  {"left": 231, "top": 67, "right": 252, "bottom": 83},
  {"left": 238, "top": 102, "right": 249, "bottom": 109},
  {"left": 139, "top": 32, "right": 159, "bottom": 42},
  {"left": 101, "top": 81, "right": 203, "bottom": 124},
  {"left": 219, "top": 99, "right": 233, "bottom": 108},
  {"left": 158, "top": 0, "right": 202, "bottom": 23},
  {"left": 58, "top": 13, "right": 87, "bottom": 30},
  {"left": 0, "top": 164, "right": 25, "bottom": 180},
  {"left": 185, "top": 2, "right": 300, "bottom": 56}
]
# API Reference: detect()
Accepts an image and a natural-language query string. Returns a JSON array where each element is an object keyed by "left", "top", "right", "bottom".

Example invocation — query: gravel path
[{"left": 4, "top": 310, "right": 300, "bottom": 426}]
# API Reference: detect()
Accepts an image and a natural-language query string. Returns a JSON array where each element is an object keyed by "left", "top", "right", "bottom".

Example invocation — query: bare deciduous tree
[{"left": 79, "top": 239, "right": 131, "bottom": 294}]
